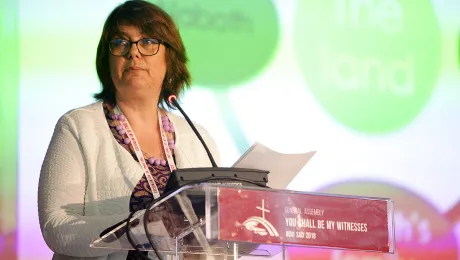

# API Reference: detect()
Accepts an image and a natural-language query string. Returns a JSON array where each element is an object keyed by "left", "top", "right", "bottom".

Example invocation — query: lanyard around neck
[{"left": 114, "top": 106, "right": 176, "bottom": 199}]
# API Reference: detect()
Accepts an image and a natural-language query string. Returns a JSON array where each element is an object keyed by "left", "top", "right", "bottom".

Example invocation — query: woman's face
[{"left": 109, "top": 24, "right": 167, "bottom": 101}]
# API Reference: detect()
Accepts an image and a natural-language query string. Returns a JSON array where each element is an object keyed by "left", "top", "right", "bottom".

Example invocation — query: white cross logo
[{"left": 256, "top": 199, "right": 270, "bottom": 220}]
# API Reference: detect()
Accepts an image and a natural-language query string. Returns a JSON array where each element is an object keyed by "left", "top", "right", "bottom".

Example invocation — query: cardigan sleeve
[{"left": 38, "top": 113, "right": 127, "bottom": 257}]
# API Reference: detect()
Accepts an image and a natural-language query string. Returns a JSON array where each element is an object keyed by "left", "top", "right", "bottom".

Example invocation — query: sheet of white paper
[{"left": 232, "top": 142, "right": 316, "bottom": 190}]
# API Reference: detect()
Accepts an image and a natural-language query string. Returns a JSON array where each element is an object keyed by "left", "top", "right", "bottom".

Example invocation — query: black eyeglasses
[{"left": 108, "top": 38, "right": 164, "bottom": 56}]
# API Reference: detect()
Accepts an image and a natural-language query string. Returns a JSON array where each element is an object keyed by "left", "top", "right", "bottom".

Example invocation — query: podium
[{"left": 91, "top": 183, "right": 395, "bottom": 259}]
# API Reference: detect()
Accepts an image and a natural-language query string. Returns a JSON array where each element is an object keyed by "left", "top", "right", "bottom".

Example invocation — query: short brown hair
[{"left": 94, "top": 0, "right": 190, "bottom": 109}]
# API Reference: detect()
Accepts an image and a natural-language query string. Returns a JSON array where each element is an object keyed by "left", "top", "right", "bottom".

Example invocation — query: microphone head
[{"left": 162, "top": 88, "right": 178, "bottom": 104}]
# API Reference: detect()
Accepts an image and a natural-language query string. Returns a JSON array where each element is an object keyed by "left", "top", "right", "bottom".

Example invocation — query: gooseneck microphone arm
[{"left": 163, "top": 89, "right": 218, "bottom": 168}]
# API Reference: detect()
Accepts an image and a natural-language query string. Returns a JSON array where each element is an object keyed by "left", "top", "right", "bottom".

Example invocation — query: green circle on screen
[
  {"left": 295, "top": 0, "right": 441, "bottom": 133},
  {"left": 152, "top": 0, "right": 280, "bottom": 88}
]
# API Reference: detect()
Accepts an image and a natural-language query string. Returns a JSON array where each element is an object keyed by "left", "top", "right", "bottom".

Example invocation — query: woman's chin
[
  {"left": 117, "top": 82, "right": 160, "bottom": 99},
  {"left": 123, "top": 80, "right": 155, "bottom": 90}
]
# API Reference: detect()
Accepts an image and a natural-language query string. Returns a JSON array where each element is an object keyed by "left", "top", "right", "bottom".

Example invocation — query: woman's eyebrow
[{"left": 114, "top": 31, "right": 128, "bottom": 37}]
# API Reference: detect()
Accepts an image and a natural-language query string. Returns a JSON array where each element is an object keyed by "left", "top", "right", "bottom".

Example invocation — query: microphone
[
  {"left": 161, "top": 88, "right": 269, "bottom": 195},
  {"left": 162, "top": 90, "right": 266, "bottom": 253},
  {"left": 162, "top": 88, "right": 217, "bottom": 167}
]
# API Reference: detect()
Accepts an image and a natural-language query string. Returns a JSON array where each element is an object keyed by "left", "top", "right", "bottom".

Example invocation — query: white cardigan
[{"left": 38, "top": 101, "right": 220, "bottom": 260}]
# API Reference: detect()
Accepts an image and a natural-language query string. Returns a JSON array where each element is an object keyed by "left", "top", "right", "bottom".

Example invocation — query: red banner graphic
[{"left": 217, "top": 187, "right": 392, "bottom": 252}]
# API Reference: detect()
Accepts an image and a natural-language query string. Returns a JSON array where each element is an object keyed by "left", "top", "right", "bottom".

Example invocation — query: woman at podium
[{"left": 37, "top": 1, "right": 220, "bottom": 259}]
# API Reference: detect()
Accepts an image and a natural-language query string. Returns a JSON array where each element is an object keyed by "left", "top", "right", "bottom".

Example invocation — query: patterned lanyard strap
[{"left": 115, "top": 106, "right": 176, "bottom": 199}]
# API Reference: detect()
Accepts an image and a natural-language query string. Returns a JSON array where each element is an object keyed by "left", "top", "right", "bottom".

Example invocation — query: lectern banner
[{"left": 217, "top": 187, "right": 393, "bottom": 253}]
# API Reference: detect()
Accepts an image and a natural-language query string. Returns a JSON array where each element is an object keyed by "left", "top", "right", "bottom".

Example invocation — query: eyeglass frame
[{"left": 108, "top": 38, "right": 166, "bottom": 56}]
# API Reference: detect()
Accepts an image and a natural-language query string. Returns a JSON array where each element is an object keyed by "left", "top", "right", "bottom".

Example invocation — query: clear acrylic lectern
[{"left": 91, "top": 183, "right": 395, "bottom": 260}]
